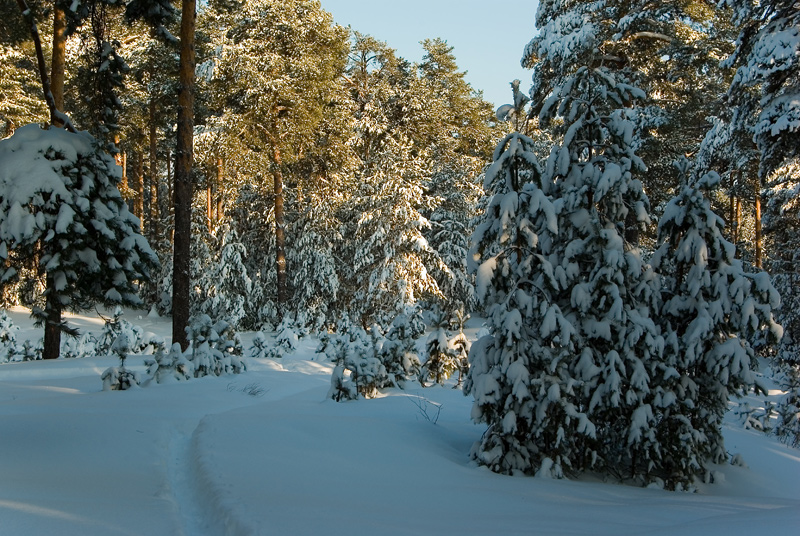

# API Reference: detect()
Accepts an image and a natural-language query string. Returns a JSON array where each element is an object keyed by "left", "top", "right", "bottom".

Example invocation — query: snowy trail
[{"left": 165, "top": 425, "right": 212, "bottom": 536}]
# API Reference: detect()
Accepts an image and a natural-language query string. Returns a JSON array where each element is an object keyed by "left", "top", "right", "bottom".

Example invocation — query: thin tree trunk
[
  {"left": 50, "top": 4, "right": 66, "bottom": 118},
  {"left": 755, "top": 178, "right": 762, "bottom": 269},
  {"left": 172, "top": 0, "right": 196, "bottom": 350},
  {"left": 121, "top": 150, "right": 128, "bottom": 190},
  {"left": 134, "top": 152, "right": 144, "bottom": 223},
  {"left": 216, "top": 157, "right": 224, "bottom": 221},
  {"left": 149, "top": 98, "right": 159, "bottom": 242},
  {"left": 42, "top": 278, "right": 61, "bottom": 360},
  {"left": 206, "top": 185, "right": 213, "bottom": 230},
  {"left": 272, "top": 144, "right": 288, "bottom": 315}
]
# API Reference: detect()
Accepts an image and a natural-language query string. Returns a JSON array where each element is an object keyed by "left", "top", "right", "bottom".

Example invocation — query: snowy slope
[{"left": 0, "top": 308, "right": 798, "bottom": 535}]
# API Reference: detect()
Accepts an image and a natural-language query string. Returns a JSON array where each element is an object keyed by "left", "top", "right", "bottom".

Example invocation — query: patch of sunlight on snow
[
  {"left": 0, "top": 499, "right": 141, "bottom": 535},
  {"left": 766, "top": 446, "right": 800, "bottom": 464}
]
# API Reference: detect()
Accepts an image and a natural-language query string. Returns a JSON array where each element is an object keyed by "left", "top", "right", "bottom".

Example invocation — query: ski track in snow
[{"left": 166, "top": 425, "right": 211, "bottom": 536}]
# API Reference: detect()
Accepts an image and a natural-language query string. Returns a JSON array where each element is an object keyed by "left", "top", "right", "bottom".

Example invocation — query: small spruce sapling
[
  {"left": 186, "top": 315, "right": 245, "bottom": 378},
  {"left": 101, "top": 333, "right": 140, "bottom": 390},
  {"left": 145, "top": 342, "right": 194, "bottom": 384},
  {"left": 420, "top": 312, "right": 459, "bottom": 387}
]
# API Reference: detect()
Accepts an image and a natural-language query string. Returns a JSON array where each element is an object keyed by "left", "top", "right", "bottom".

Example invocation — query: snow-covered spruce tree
[
  {"left": 145, "top": 342, "right": 194, "bottom": 384},
  {"left": 419, "top": 312, "right": 458, "bottom": 387},
  {"left": 347, "top": 137, "right": 448, "bottom": 326},
  {"left": 200, "top": 226, "right": 252, "bottom": 330},
  {"left": 0, "top": 125, "right": 159, "bottom": 359},
  {"left": 465, "top": 109, "right": 586, "bottom": 476},
  {"left": 95, "top": 307, "right": 146, "bottom": 356},
  {"left": 186, "top": 315, "right": 245, "bottom": 378},
  {"left": 379, "top": 306, "right": 425, "bottom": 389},
  {"left": 322, "top": 321, "right": 388, "bottom": 401},
  {"left": 523, "top": 0, "right": 668, "bottom": 481},
  {"left": 101, "top": 332, "right": 140, "bottom": 391},
  {"left": 0, "top": 310, "right": 19, "bottom": 362},
  {"left": 719, "top": 0, "right": 800, "bottom": 447},
  {"left": 651, "top": 161, "right": 782, "bottom": 487}
]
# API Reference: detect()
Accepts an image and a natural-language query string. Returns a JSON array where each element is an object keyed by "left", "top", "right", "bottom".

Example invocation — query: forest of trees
[{"left": 0, "top": 0, "right": 798, "bottom": 485}]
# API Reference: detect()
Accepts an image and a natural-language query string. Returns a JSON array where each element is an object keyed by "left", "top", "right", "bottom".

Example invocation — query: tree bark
[
  {"left": 42, "top": 278, "right": 61, "bottom": 360},
  {"left": 272, "top": 145, "right": 288, "bottom": 315},
  {"left": 50, "top": 4, "right": 66, "bottom": 117},
  {"left": 216, "top": 157, "right": 224, "bottom": 221},
  {"left": 134, "top": 151, "right": 144, "bottom": 223},
  {"left": 755, "top": 178, "right": 762, "bottom": 269},
  {"left": 172, "top": 0, "right": 196, "bottom": 350},
  {"left": 149, "top": 97, "right": 159, "bottom": 242}
]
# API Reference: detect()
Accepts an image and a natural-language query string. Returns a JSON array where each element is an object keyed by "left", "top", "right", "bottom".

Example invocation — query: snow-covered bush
[
  {"left": 0, "top": 310, "right": 20, "bottom": 362},
  {"left": 186, "top": 315, "right": 245, "bottom": 378},
  {"left": 145, "top": 342, "right": 194, "bottom": 384},
  {"left": 323, "top": 322, "right": 388, "bottom": 401},
  {"left": 61, "top": 332, "right": 97, "bottom": 359},
  {"left": 248, "top": 331, "right": 272, "bottom": 359}
]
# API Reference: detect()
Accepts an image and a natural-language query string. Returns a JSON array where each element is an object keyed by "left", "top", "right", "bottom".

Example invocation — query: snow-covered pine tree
[
  {"left": 419, "top": 312, "right": 458, "bottom": 387},
  {"left": 201, "top": 226, "right": 252, "bottom": 330},
  {"left": 101, "top": 332, "right": 140, "bottom": 390},
  {"left": 186, "top": 315, "right": 245, "bottom": 378},
  {"left": 718, "top": 0, "right": 799, "bottom": 448},
  {"left": 465, "top": 85, "right": 588, "bottom": 476},
  {"left": 347, "top": 137, "right": 447, "bottom": 326},
  {"left": 0, "top": 125, "right": 159, "bottom": 359},
  {"left": 652, "top": 162, "right": 783, "bottom": 485},
  {"left": 379, "top": 306, "right": 425, "bottom": 389},
  {"left": 522, "top": 0, "right": 666, "bottom": 481},
  {"left": 0, "top": 310, "right": 19, "bottom": 362},
  {"left": 323, "top": 320, "right": 388, "bottom": 401},
  {"left": 145, "top": 342, "right": 194, "bottom": 384}
]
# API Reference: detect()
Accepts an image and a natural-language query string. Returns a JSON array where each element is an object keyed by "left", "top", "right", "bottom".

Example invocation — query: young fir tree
[
  {"left": 718, "top": 0, "right": 799, "bottom": 445},
  {"left": 465, "top": 86, "right": 582, "bottom": 475},
  {"left": 201, "top": 226, "right": 252, "bottom": 330},
  {"left": 651, "top": 160, "right": 782, "bottom": 487},
  {"left": 347, "top": 137, "right": 447, "bottom": 326},
  {"left": 0, "top": 125, "right": 159, "bottom": 359},
  {"left": 511, "top": 0, "right": 668, "bottom": 481}
]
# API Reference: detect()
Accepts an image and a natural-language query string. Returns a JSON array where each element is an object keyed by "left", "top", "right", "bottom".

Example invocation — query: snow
[{"left": 0, "top": 307, "right": 798, "bottom": 535}]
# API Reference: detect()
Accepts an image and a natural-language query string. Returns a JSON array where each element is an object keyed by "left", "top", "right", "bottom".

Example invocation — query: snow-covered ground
[{"left": 0, "top": 307, "right": 798, "bottom": 535}]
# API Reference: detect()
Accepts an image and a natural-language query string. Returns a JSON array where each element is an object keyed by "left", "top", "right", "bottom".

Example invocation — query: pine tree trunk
[
  {"left": 755, "top": 178, "right": 762, "bottom": 269},
  {"left": 50, "top": 5, "right": 66, "bottom": 117},
  {"left": 42, "top": 279, "right": 61, "bottom": 360},
  {"left": 206, "top": 185, "right": 213, "bottom": 230},
  {"left": 149, "top": 98, "right": 159, "bottom": 242},
  {"left": 121, "top": 150, "right": 128, "bottom": 190},
  {"left": 216, "top": 157, "right": 224, "bottom": 221},
  {"left": 272, "top": 144, "right": 288, "bottom": 315},
  {"left": 172, "top": 0, "right": 196, "bottom": 351},
  {"left": 134, "top": 152, "right": 144, "bottom": 223}
]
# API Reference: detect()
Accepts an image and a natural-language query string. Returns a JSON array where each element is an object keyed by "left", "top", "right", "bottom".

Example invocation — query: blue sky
[{"left": 319, "top": 0, "right": 539, "bottom": 109}]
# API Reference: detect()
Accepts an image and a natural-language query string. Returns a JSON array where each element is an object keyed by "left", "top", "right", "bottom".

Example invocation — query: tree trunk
[
  {"left": 134, "top": 152, "right": 144, "bottom": 223},
  {"left": 172, "top": 0, "right": 196, "bottom": 351},
  {"left": 50, "top": 4, "right": 66, "bottom": 117},
  {"left": 121, "top": 150, "right": 128, "bottom": 190},
  {"left": 42, "top": 279, "right": 61, "bottom": 360},
  {"left": 149, "top": 98, "right": 159, "bottom": 242},
  {"left": 755, "top": 178, "right": 762, "bottom": 269},
  {"left": 272, "top": 145, "right": 288, "bottom": 315},
  {"left": 216, "top": 157, "right": 224, "bottom": 221},
  {"left": 206, "top": 185, "right": 213, "bottom": 230}
]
